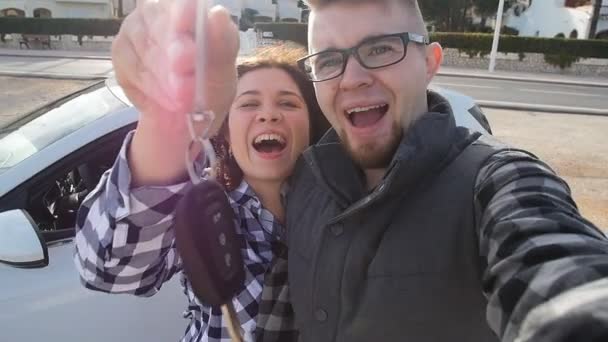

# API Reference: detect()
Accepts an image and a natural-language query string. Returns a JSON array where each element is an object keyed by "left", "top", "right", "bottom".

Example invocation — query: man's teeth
[
  {"left": 346, "top": 104, "right": 386, "bottom": 115},
  {"left": 254, "top": 133, "right": 286, "bottom": 145}
]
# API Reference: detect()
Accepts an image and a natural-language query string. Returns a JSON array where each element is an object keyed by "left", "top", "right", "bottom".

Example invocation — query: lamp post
[{"left": 489, "top": 0, "right": 505, "bottom": 73}]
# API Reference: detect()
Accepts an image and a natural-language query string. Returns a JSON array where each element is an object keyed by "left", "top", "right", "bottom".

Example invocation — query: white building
[
  {"left": 504, "top": 0, "right": 608, "bottom": 39},
  {"left": 0, "top": 0, "right": 114, "bottom": 18},
  {"left": 105, "top": 0, "right": 302, "bottom": 21}
]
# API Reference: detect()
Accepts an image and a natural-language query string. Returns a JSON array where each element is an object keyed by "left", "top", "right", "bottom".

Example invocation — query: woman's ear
[{"left": 425, "top": 42, "right": 443, "bottom": 85}]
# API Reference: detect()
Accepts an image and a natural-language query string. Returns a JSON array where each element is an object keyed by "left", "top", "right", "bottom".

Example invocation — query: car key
[{"left": 174, "top": 180, "right": 246, "bottom": 342}]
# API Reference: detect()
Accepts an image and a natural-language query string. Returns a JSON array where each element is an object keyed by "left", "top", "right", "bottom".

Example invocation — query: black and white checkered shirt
[{"left": 74, "top": 131, "right": 296, "bottom": 342}]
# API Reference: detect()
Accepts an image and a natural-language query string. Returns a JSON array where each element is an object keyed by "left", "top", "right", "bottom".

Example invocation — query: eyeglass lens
[{"left": 305, "top": 35, "right": 407, "bottom": 81}]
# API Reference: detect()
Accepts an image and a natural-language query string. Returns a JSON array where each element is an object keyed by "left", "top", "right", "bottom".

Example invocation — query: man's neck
[
  {"left": 245, "top": 177, "right": 285, "bottom": 223},
  {"left": 364, "top": 168, "right": 387, "bottom": 191}
]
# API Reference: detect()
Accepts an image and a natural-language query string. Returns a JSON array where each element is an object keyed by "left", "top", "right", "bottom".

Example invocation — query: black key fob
[{"left": 174, "top": 180, "right": 246, "bottom": 307}]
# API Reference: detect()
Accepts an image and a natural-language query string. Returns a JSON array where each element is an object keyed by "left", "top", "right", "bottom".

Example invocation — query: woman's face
[{"left": 228, "top": 67, "right": 311, "bottom": 185}]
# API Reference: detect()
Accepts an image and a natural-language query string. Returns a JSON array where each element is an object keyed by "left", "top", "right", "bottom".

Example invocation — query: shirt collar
[{"left": 228, "top": 179, "right": 287, "bottom": 241}]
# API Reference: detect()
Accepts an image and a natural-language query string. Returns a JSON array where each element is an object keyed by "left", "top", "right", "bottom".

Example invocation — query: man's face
[{"left": 309, "top": 1, "right": 433, "bottom": 169}]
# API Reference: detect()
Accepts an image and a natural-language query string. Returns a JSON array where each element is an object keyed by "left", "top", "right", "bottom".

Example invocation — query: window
[{"left": 33, "top": 8, "right": 52, "bottom": 18}]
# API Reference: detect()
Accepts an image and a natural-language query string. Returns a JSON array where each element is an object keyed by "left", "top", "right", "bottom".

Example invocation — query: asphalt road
[
  {"left": 484, "top": 108, "right": 608, "bottom": 230},
  {"left": 0, "top": 54, "right": 606, "bottom": 113},
  {"left": 432, "top": 75, "right": 608, "bottom": 113},
  {"left": 0, "top": 76, "right": 100, "bottom": 129}
]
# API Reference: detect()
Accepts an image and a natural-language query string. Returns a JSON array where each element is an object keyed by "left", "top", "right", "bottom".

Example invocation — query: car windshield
[{"left": 0, "top": 82, "right": 125, "bottom": 175}]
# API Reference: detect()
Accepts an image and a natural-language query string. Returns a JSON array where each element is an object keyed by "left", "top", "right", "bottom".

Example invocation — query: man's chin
[
  {"left": 347, "top": 145, "right": 393, "bottom": 169},
  {"left": 337, "top": 124, "right": 402, "bottom": 169}
]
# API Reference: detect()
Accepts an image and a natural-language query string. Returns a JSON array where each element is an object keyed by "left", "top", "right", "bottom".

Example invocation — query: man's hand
[{"left": 111, "top": 0, "right": 239, "bottom": 185}]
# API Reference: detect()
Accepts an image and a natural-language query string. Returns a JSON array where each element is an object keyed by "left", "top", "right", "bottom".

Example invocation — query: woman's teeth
[{"left": 254, "top": 133, "right": 285, "bottom": 145}]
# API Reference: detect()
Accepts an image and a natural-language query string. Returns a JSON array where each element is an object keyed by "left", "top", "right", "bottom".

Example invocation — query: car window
[{"left": 0, "top": 84, "right": 124, "bottom": 175}]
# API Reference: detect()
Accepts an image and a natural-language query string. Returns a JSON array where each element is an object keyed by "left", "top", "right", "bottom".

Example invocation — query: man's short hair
[{"left": 304, "top": 0, "right": 427, "bottom": 35}]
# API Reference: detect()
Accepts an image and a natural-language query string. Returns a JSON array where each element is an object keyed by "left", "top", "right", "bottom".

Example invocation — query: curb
[
  {"left": 438, "top": 71, "right": 608, "bottom": 89},
  {"left": 0, "top": 70, "right": 109, "bottom": 81},
  {"left": 0, "top": 52, "right": 111, "bottom": 60},
  {"left": 477, "top": 100, "right": 608, "bottom": 117}
]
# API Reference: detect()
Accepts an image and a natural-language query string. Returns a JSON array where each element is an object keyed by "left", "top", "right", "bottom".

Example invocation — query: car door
[{"left": 0, "top": 125, "right": 186, "bottom": 342}]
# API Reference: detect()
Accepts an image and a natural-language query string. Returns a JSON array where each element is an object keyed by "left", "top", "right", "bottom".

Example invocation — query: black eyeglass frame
[{"left": 297, "top": 32, "right": 430, "bottom": 82}]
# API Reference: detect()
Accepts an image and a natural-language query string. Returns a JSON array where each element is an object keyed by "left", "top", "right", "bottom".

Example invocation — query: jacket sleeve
[
  {"left": 74, "top": 131, "right": 191, "bottom": 296},
  {"left": 474, "top": 150, "right": 608, "bottom": 342}
]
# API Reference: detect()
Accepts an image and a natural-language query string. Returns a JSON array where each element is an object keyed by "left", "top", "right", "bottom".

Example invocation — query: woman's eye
[
  {"left": 240, "top": 102, "right": 258, "bottom": 108},
  {"left": 280, "top": 101, "right": 298, "bottom": 108}
]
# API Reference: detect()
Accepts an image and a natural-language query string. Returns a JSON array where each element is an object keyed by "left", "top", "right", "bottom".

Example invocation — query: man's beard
[{"left": 339, "top": 123, "right": 402, "bottom": 169}]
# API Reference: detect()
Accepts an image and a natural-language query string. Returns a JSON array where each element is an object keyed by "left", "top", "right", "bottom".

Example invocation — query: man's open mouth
[
  {"left": 252, "top": 133, "right": 287, "bottom": 154},
  {"left": 345, "top": 104, "right": 389, "bottom": 128}
]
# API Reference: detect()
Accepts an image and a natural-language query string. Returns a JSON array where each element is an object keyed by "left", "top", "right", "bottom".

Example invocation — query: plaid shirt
[{"left": 74, "top": 131, "right": 295, "bottom": 342}]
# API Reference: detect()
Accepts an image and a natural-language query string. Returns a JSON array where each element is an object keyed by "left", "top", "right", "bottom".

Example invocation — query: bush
[
  {"left": 255, "top": 22, "right": 308, "bottom": 46},
  {"left": 0, "top": 17, "right": 122, "bottom": 36},
  {"left": 431, "top": 32, "right": 608, "bottom": 59},
  {"left": 544, "top": 53, "right": 580, "bottom": 70},
  {"left": 253, "top": 23, "right": 608, "bottom": 60}
]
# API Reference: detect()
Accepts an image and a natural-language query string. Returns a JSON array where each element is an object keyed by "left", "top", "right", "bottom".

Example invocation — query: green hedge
[
  {"left": 0, "top": 17, "right": 122, "bottom": 36},
  {"left": 432, "top": 33, "right": 608, "bottom": 59},
  {"left": 254, "top": 23, "right": 608, "bottom": 59}
]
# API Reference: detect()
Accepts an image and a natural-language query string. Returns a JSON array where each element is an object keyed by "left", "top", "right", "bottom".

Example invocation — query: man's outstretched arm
[{"left": 474, "top": 150, "right": 608, "bottom": 342}]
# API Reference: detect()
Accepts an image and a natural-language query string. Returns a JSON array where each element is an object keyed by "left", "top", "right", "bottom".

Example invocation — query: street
[
  {"left": 0, "top": 76, "right": 99, "bottom": 128},
  {"left": 484, "top": 108, "right": 608, "bottom": 229},
  {"left": 1, "top": 53, "right": 606, "bottom": 113},
  {"left": 432, "top": 75, "right": 608, "bottom": 113},
  {"left": 0, "top": 55, "right": 113, "bottom": 79}
]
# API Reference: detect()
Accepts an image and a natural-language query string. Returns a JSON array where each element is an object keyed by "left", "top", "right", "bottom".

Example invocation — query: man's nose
[{"left": 339, "top": 55, "right": 373, "bottom": 91}]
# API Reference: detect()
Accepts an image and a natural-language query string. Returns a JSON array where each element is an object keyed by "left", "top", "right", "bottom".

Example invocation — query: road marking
[
  {"left": 434, "top": 82, "right": 499, "bottom": 90},
  {"left": 519, "top": 88, "right": 605, "bottom": 98},
  {"left": 476, "top": 100, "right": 608, "bottom": 116}
]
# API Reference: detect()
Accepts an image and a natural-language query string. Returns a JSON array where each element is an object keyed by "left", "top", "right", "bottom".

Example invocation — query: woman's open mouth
[{"left": 252, "top": 133, "right": 287, "bottom": 159}]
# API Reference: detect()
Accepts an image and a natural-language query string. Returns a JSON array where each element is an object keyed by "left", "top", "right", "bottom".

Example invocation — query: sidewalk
[
  {"left": 439, "top": 66, "right": 608, "bottom": 88},
  {"left": 2, "top": 47, "right": 608, "bottom": 88},
  {"left": 0, "top": 48, "right": 111, "bottom": 60}
]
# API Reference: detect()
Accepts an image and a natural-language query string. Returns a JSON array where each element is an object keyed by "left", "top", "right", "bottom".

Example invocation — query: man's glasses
[{"left": 297, "top": 32, "right": 429, "bottom": 82}]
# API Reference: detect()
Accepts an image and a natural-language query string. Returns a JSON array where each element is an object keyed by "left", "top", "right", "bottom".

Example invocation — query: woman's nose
[{"left": 256, "top": 107, "right": 282, "bottom": 123}]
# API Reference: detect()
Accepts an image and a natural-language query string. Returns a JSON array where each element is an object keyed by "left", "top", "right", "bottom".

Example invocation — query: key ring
[{"left": 185, "top": 109, "right": 217, "bottom": 184}]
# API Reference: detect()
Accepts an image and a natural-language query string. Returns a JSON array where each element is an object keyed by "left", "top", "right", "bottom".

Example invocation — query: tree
[
  {"left": 239, "top": 8, "right": 259, "bottom": 31},
  {"left": 589, "top": 0, "right": 604, "bottom": 39},
  {"left": 420, "top": 0, "right": 517, "bottom": 32}
]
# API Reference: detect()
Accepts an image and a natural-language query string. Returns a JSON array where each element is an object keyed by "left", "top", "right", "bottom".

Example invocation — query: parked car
[{"left": 0, "top": 79, "right": 490, "bottom": 341}]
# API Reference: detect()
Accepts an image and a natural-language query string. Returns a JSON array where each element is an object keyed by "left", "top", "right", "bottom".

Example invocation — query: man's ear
[{"left": 425, "top": 42, "right": 443, "bottom": 85}]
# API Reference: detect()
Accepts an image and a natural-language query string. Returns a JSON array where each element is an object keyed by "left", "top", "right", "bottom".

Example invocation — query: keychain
[{"left": 175, "top": 1, "right": 246, "bottom": 341}]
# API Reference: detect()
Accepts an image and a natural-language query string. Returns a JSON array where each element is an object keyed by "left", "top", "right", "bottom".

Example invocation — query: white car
[{"left": 0, "top": 79, "right": 491, "bottom": 341}]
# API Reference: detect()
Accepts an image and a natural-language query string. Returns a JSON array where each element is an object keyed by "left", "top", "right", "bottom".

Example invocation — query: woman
[{"left": 75, "top": 40, "right": 324, "bottom": 342}]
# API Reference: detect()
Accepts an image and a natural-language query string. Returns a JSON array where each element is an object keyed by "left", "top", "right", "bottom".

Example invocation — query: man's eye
[
  {"left": 316, "top": 57, "right": 341, "bottom": 70},
  {"left": 368, "top": 45, "right": 394, "bottom": 56}
]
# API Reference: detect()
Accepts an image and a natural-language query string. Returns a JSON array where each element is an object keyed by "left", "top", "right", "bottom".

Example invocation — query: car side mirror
[{"left": 0, "top": 210, "right": 48, "bottom": 268}]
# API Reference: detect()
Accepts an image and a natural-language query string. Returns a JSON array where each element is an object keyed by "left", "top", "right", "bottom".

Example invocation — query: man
[{"left": 283, "top": 0, "right": 608, "bottom": 341}]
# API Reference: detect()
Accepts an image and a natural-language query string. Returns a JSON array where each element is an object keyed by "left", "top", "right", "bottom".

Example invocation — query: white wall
[
  {"left": 504, "top": 0, "right": 591, "bottom": 39},
  {"left": 277, "top": 0, "right": 300, "bottom": 21},
  {"left": 57, "top": 2, "right": 111, "bottom": 18},
  {"left": 0, "top": 0, "right": 113, "bottom": 18}
]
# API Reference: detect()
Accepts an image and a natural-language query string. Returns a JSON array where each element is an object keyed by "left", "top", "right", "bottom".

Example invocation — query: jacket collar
[{"left": 303, "top": 91, "right": 459, "bottom": 208}]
